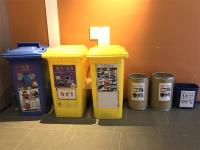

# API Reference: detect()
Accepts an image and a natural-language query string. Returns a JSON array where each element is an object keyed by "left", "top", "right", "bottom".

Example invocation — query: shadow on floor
[
  {"left": 1, "top": 102, "right": 200, "bottom": 126},
  {"left": 0, "top": 106, "right": 41, "bottom": 122},
  {"left": 40, "top": 105, "right": 96, "bottom": 125},
  {"left": 99, "top": 104, "right": 200, "bottom": 126},
  {"left": 0, "top": 104, "right": 96, "bottom": 125}
]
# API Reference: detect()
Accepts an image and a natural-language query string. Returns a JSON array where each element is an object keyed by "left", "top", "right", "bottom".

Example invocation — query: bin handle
[
  {"left": 5, "top": 48, "right": 17, "bottom": 53},
  {"left": 86, "top": 64, "right": 90, "bottom": 78},
  {"left": 17, "top": 42, "right": 40, "bottom": 48}
]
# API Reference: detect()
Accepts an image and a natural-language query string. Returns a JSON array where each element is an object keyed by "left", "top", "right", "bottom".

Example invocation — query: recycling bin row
[
  {"left": 1, "top": 43, "right": 128, "bottom": 119},
  {"left": 128, "top": 73, "right": 199, "bottom": 111},
  {"left": 2, "top": 43, "right": 199, "bottom": 118}
]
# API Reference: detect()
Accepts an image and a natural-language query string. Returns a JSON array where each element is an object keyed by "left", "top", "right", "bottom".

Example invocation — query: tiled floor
[{"left": 0, "top": 103, "right": 200, "bottom": 150}]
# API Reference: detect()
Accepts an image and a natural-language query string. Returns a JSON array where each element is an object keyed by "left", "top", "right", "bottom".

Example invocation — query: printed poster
[
  {"left": 53, "top": 65, "right": 76, "bottom": 100},
  {"left": 179, "top": 91, "right": 195, "bottom": 108},
  {"left": 96, "top": 64, "right": 118, "bottom": 108},
  {"left": 132, "top": 83, "right": 145, "bottom": 101},
  {"left": 158, "top": 83, "right": 172, "bottom": 101},
  {"left": 16, "top": 64, "right": 40, "bottom": 112}
]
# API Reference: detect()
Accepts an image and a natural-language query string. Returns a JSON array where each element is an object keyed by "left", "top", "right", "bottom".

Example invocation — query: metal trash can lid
[
  {"left": 174, "top": 83, "right": 199, "bottom": 89},
  {"left": 128, "top": 73, "right": 149, "bottom": 80},
  {"left": 1, "top": 42, "right": 47, "bottom": 59},
  {"left": 152, "top": 72, "right": 174, "bottom": 79}
]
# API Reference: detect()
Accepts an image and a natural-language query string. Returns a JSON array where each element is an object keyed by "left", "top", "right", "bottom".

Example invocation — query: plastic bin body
[
  {"left": 87, "top": 45, "right": 128, "bottom": 119},
  {"left": 128, "top": 73, "right": 149, "bottom": 110},
  {"left": 42, "top": 45, "right": 87, "bottom": 117},
  {"left": 1, "top": 43, "right": 51, "bottom": 116},
  {"left": 173, "top": 83, "right": 199, "bottom": 108},
  {"left": 151, "top": 72, "right": 175, "bottom": 111}
]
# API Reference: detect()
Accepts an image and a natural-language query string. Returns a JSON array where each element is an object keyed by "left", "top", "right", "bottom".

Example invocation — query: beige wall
[
  {"left": 0, "top": 0, "right": 11, "bottom": 108},
  {"left": 6, "top": 0, "right": 200, "bottom": 100},
  {"left": 7, "top": 0, "right": 49, "bottom": 47}
]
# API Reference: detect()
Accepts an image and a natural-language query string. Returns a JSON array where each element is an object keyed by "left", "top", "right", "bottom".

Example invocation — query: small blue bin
[
  {"left": 173, "top": 83, "right": 199, "bottom": 108},
  {"left": 1, "top": 42, "right": 51, "bottom": 116}
]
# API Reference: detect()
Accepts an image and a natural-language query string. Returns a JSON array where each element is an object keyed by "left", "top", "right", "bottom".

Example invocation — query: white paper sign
[
  {"left": 98, "top": 92, "right": 118, "bottom": 108},
  {"left": 179, "top": 91, "right": 195, "bottom": 108},
  {"left": 159, "top": 83, "right": 172, "bottom": 101},
  {"left": 57, "top": 88, "right": 76, "bottom": 100},
  {"left": 90, "top": 26, "right": 110, "bottom": 46},
  {"left": 132, "top": 83, "right": 145, "bottom": 101}
]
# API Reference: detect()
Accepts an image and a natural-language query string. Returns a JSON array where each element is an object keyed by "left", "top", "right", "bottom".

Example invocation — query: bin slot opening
[{"left": 17, "top": 42, "right": 40, "bottom": 48}]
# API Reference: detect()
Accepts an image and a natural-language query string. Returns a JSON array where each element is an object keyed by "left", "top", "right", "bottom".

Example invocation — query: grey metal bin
[
  {"left": 128, "top": 73, "right": 149, "bottom": 110},
  {"left": 151, "top": 72, "right": 175, "bottom": 111}
]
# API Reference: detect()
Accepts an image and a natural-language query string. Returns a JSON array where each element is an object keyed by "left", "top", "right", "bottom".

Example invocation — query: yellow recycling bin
[
  {"left": 42, "top": 45, "right": 88, "bottom": 117},
  {"left": 87, "top": 45, "right": 128, "bottom": 119}
]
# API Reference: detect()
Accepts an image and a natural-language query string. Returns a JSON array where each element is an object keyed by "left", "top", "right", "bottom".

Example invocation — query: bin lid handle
[{"left": 17, "top": 42, "right": 40, "bottom": 48}]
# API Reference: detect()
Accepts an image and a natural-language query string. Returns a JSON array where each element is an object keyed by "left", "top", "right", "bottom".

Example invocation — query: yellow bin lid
[
  {"left": 86, "top": 45, "right": 128, "bottom": 58},
  {"left": 42, "top": 45, "right": 88, "bottom": 58}
]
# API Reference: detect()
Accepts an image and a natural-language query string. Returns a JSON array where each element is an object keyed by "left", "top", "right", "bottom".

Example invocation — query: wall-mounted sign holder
[{"left": 89, "top": 26, "right": 110, "bottom": 46}]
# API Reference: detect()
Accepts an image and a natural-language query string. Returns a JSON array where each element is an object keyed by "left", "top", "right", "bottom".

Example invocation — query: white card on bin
[
  {"left": 57, "top": 88, "right": 76, "bottom": 100},
  {"left": 179, "top": 91, "right": 195, "bottom": 107},
  {"left": 98, "top": 91, "right": 118, "bottom": 108}
]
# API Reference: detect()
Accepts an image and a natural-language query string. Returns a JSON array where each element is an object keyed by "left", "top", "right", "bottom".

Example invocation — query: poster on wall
[
  {"left": 96, "top": 64, "right": 118, "bottom": 108},
  {"left": 16, "top": 64, "right": 40, "bottom": 112},
  {"left": 53, "top": 65, "right": 76, "bottom": 100}
]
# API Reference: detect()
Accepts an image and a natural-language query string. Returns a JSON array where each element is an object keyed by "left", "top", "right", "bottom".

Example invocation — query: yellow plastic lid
[
  {"left": 86, "top": 45, "right": 128, "bottom": 58},
  {"left": 42, "top": 45, "right": 88, "bottom": 58}
]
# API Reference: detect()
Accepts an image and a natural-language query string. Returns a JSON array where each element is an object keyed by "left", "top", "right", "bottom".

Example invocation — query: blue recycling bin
[
  {"left": 1, "top": 42, "right": 51, "bottom": 116},
  {"left": 173, "top": 83, "right": 199, "bottom": 108}
]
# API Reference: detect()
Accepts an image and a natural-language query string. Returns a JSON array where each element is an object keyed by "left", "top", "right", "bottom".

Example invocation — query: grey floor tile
[
  {"left": 0, "top": 120, "right": 36, "bottom": 129},
  {"left": 156, "top": 123, "right": 200, "bottom": 138},
  {"left": 16, "top": 128, "right": 75, "bottom": 150},
  {"left": 0, "top": 107, "right": 41, "bottom": 129},
  {"left": 67, "top": 131, "right": 121, "bottom": 150},
  {"left": 126, "top": 107, "right": 169, "bottom": 125},
  {"left": 0, "top": 127, "right": 31, "bottom": 150},
  {"left": 169, "top": 134, "right": 200, "bottom": 150},
  {"left": 0, "top": 106, "right": 39, "bottom": 120},
  {"left": 0, "top": 103, "right": 200, "bottom": 150},
  {"left": 114, "top": 125, "right": 158, "bottom": 135},
  {"left": 98, "top": 108, "right": 169, "bottom": 126},
  {"left": 191, "top": 104, "right": 200, "bottom": 111},
  {"left": 39, "top": 106, "right": 96, "bottom": 125},
  {"left": 120, "top": 132, "right": 173, "bottom": 150},
  {"left": 70, "top": 123, "right": 115, "bottom": 132},
  {"left": 34, "top": 120, "right": 72, "bottom": 131},
  {"left": 165, "top": 108, "right": 200, "bottom": 124}
]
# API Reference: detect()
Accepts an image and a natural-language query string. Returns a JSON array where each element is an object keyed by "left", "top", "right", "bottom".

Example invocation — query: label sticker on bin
[
  {"left": 96, "top": 64, "right": 118, "bottom": 108},
  {"left": 57, "top": 88, "right": 76, "bottom": 100},
  {"left": 53, "top": 65, "right": 76, "bottom": 100},
  {"left": 132, "top": 83, "right": 145, "bottom": 101},
  {"left": 179, "top": 91, "right": 195, "bottom": 107},
  {"left": 16, "top": 64, "right": 41, "bottom": 112},
  {"left": 159, "top": 83, "right": 172, "bottom": 101}
]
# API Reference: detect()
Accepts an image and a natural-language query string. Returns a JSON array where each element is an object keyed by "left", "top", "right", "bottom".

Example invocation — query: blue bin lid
[
  {"left": 174, "top": 83, "right": 199, "bottom": 90},
  {"left": 1, "top": 42, "right": 47, "bottom": 59}
]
